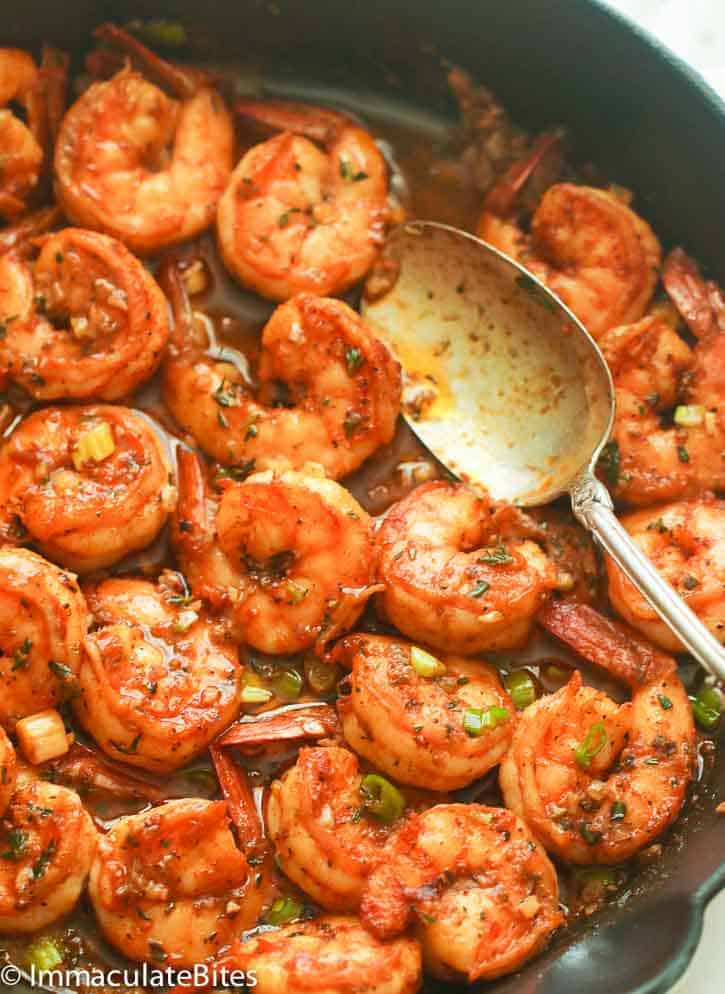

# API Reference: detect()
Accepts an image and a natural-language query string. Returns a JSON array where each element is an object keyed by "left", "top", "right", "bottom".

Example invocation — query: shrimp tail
[
  {"left": 539, "top": 598, "right": 673, "bottom": 687},
  {"left": 360, "top": 862, "right": 412, "bottom": 940},
  {"left": 42, "top": 741, "right": 165, "bottom": 804},
  {"left": 0, "top": 205, "right": 62, "bottom": 256},
  {"left": 157, "top": 258, "right": 195, "bottom": 351},
  {"left": 209, "top": 744, "right": 262, "bottom": 848},
  {"left": 217, "top": 703, "right": 339, "bottom": 752},
  {"left": 234, "top": 98, "right": 350, "bottom": 145},
  {"left": 663, "top": 247, "right": 725, "bottom": 339},
  {"left": 482, "top": 128, "right": 566, "bottom": 217},
  {"left": 92, "top": 23, "right": 206, "bottom": 100}
]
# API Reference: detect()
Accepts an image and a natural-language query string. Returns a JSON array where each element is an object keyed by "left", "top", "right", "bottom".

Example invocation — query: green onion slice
[
  {"left": 574, "top": 722, "right": 608, "bottom": 768},
  {"left": 265, "top": 895, "right": 303, "bottom": 926},
  {"left": 691, "top": 686, "right": 722, "bottom": 731},
  {"left": 359, "top": 773, "right": 406, "bottom": 823},
  {"left": 463, "top": 705, "right": 510, "bottom": 737},
  {"left": 504, "top": 670, "right": 537, "bottom": 710},
  {"left": 410, "top": 646, "right": 446, "bottom": 678}
]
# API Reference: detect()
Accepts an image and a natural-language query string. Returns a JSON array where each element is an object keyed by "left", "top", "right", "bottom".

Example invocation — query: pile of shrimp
[{"left": 0, "top": 20, "right": 720, "bottom": 994}]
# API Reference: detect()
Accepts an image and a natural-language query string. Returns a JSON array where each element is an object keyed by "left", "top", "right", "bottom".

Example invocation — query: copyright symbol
[{"left": 0, "top": 963, "right": 22, "bottom": 986}]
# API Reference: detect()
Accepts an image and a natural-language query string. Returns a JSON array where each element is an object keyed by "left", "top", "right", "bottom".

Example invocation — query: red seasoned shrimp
[
  {"left": 162, "top": 274, "right": 401, "bottom": 479},
  {"left": 172, "top": 450, "right": 376, "bottom": 654},
  {"left": 54, "top": 26, "right": 234, "bottom": 254},
  {"left": 76, "top": 575, "right": 242, "bottom": 773},
  {"left": 477, "top": 140, "right": 661, "bottom": 341},
  {"left": 267, "top": 746, "right": 398, "bottom": 911},
  {"left": 600, "top": 248, "right": 725, "bottom": 504},
  {"left": 606, "top": 498, "right": 725, "bottom": 650},
  {"left": 217, "top": 100, "right": 390, "bottom": 300},
  {"left": 217, "top": 916, "right": 422, "bottom": 994},
  {"left": 500, "top": 600, "right": 695, "bottom": 863},
  {"left": 0, "top": 728, "right": 16, "bottom": 815},
  {"left": 0, "top": 227, "right": 169, "bottom": 400},
  {"left": 0, "top": 781, "right": 96, "bottom": 932},
  {"left": 334, "top": 634, "right": 514, "bottom": 790},
  {"left": 361, "top": 803, "right": 563, "bottom": 982},
  {"left": 375, "top": 481, "right": 557, "bottom": 653},
  {"left": 0, "top": 546, "right": 87, "bottom": 729},
  {"left": 0, "top": 405, "right": 174, "bottom": 572},
  {"left": 0, "top": 48, "right": 42, "bottom": 218},
  {"left": 88, "top": 798, "right": 259, "bottom": 966}
]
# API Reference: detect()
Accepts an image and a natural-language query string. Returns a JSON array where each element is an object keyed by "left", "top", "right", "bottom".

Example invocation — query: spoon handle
[{"left": 570, "top": 472, "right": 725, "bottom": 681}]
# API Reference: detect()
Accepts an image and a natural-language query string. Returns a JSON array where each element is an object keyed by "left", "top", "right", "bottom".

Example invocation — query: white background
[{"left": 602, "top": 3, "right": 724, "bottom": 992}]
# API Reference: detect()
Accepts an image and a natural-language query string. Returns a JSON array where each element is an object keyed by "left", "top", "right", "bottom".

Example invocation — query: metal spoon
[{"left": 361, "top": 220, "right": 725, "bottom": 681}]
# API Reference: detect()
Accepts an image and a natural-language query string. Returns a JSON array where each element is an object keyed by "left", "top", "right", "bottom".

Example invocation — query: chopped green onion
[
  {"left": 578, "top": 822, "right": 603, "bottom": 845},
  {"left": 677, "top": 445, "right": 690, "bottom": 463},
  {"left": 271, "top": 669, "right": 303, "bottom": 700},
  {"left": 240, "top": 685, "right": 273, "bottom": 705},
  {"left": 543, "top": 662, "right": 572, "bottom": 687},
  {"left": 657, "top": 694, "right": 673, "bottom": 711},
  {"left": 359, "top": 773, "right": 406, "bottom": 823},
  {"left": 478, "top": 545, "right": 513, "bottom": 565},
  {"left": 610, "top": 801, "right": 627, "bottom": 821},
  {"left": 265, "top": 895, "right": 303, "bottom": 926},
  {"left": 463, "top": 705, "right": 510, "bottom": 737},
  {"left": 304, "top": 656, "right": 338, "bottom": 695},
  {"left": 345, "top": 346, "right": 364, "bottom": 374},
  {"left": 691, "top": 686, "right": 722, "bottom": 730},
  {"left": 25, "top": 935, "right": 64, "bottom": 971},
  {"left": 673, "top": 404, "right": 705, "bottom": 427},
  {"left": 575, "top": 866, "right": 621, "bottom": 899},
  {"left": 574, "top": 722, "right": 608, "bottom": 768},
  {"left": 410, "top": 646, "right": 446, "bottom": 678},
  {"left": 504, "top": 670, "right": 537, "bottom": 710},
  {"left": 172, "top": 609, "right": 198, "bottom": 634}
]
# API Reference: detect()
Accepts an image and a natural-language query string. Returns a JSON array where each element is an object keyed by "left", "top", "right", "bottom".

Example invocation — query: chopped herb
[
  {"left": 646, "top": 518, "right": 668, "bottom": 533},
  {"left": 33, "top": 839, "right": 57, "bottom": 879},
  {"left": 213, "top": 381, "right": 239, "bottom": 408},
  {"left": 658, "top": 694, "right": 673, "bottom": 710},
  {"left": 345, "top": 346, "right": 364, "bottom": 375},
  {"left": 677, "top": 445, "right": 690, "bottom": 463},
  {"left": 339, "top": 159, "right": 369, "bottom": 182},
  {"left": 245, "top": 422, "right": 258, "bottom": 441},
  {"left": 1, "top": 828, "right": 29, "bottom": 860},
  {"left": 343, "top": 410, "right": 364, "bottom": 438},
  {"left": 55, "top": 252, "right": 63, "bottom": 264},
  {"left": 478, "top": 545, "right": 513, "bottom": 565},
  {"left": 467, "top": 580, "right": 490, "bottom": 598},
  {"left": 683, "top": 575, "right": 699, "bottom": 590},
  {"left": 598, "top": 440, "right": 620, "bottom": 488},
  {"left": 610, "top": 801, "right": 627, "bottom": 821},
  {"left": 12, "top": 638, "right": 32, "bottom": 671},
  {"left": 578, "top": 823, "right": 603, "bottom": 845}
]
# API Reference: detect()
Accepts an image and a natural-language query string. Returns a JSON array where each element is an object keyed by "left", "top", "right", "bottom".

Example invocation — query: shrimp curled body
[
  {"left": 218, "top": 101, "right": 390, "bottom": 301},
  {"left": 55, "top": 68, "right": 234, "bottom": 255},
  {"left": 0, "top": 405, "right": 174, "bottom": 572},
  {"left": 334, "top": 634, "right": 514, "bottom": 791},
  {"left": 606, "top": 499, "right": 725, "bottom": 651},
  {"left": 76, "top": 577, "right": 242, "bottom": 773},
  {"left": 88, "top": 798, "right": 254, "bottom": 967},
  {"left": 0, "top": 546, "right": 87, "bottom": 729},
  {"left": 376, "top": 481, "right": 556, "bottom": 654},
  {"left": 0, "top": 228, "right": 170, "bottom": 400},
  {"left": 361, "top": 803, "right": 562, "bottom": 982},
  {"left": 164, "top": 292, "right": 401, "bottom": 480},
  {"left": 0, "top": 781, "right": 97, "bottom": 933},
  {"left": 500, "top": 600, "right": 696, "bottom": 864},
  {"left": 267, "top": 745, "right": 395, "bottom": 912},
  {"left": 173, "top": 452, "right": 376, "bottom": 654}
]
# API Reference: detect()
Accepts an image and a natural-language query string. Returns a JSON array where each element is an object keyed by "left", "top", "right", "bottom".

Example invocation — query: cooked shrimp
[
  {"left": 268, "top": 746, "right": 396, "bottom": 911},
  {"left": 0, "top": 546, "right": 87, "bottom": 729},
  {"left": 162, "top": 279, "right": 401, "bottom": 479},
  {"left": 606, "top": 498, "right": 725, "bottom": 650},
  {"left": 54, "top": 28, "right": 234, "bottom": 255},
  {"left": 334, "top": 634, "right": 513, "bottom": 791},
  {"left": 172, "top": 451, "right": 376, "bottom": 654},
  {"left": 600, "top": 249, "right": 725, "bottom": 504},
  {"left": 76, "top": 575, "right": 242, "bottom": 773},
  {"left": 88, "top": 797, "right": 258, "bottom": 967},
  {"left": 0, "top": 728, "right": 16, "bottom": 815},
  {"left": 0, "top": 49, "right": 43, "bottom": 218},
  {"left": 375, "top": 481, "right": 557, "bottom": 654},
  {"left": 0, "top": 228, "right": 170, "bottom": 400},
  {"left": 500, "top": 599, "right": 695, "bottom": 864},
  {"left": 477, "top": 143, "right": 661, "bottom": 340},
  {"left": 361, "top": 803, "right": 562, "bottom": 982},
  {"left": 0, "top": 405, "right": 174, "bottom": 572},
  {"left": 0, "top": 780, "right": 96, "bottom": 932},
  {"left": 220, "top": 916, "right": 422, "bottom": 994},
  {"left": 217, "top": 100, "right": 389, "bottom": 300}
]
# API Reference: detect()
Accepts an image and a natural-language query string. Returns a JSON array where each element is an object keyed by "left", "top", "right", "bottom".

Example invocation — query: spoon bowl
[{"left": 362, "top": 220, "right": 725, "bottom": 680}]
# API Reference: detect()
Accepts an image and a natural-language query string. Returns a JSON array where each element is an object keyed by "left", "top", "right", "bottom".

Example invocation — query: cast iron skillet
[{"left": 4, "top": 2, "right": 725, "bottom": 992}]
